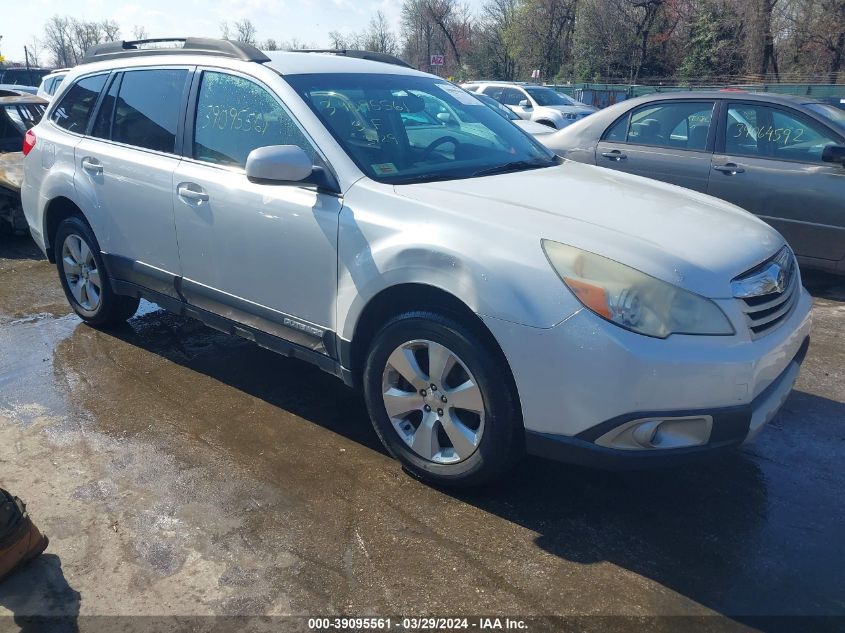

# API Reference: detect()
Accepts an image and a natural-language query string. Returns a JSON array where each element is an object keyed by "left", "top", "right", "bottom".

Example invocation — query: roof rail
[
  {"left": 295, "top": 49, "right": 412, "bottom": 69},
  {"left": 80, "top": 38, "right": 271, "bottom": 65}
]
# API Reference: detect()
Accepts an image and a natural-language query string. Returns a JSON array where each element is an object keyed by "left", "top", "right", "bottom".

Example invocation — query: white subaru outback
[{"left": 22, "top": 39, "right": 811, "bottom": 486}]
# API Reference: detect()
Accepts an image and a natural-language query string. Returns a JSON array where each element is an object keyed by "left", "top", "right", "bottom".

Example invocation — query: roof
[
  {"left": 263, "top": 50, "right": 427, "bottom": 77},
  {"left": 76, "top": 38, "right": 420, "bottom": 77},
  {"left": 622, "top": 90, "right": 823, "bottom": 106}
]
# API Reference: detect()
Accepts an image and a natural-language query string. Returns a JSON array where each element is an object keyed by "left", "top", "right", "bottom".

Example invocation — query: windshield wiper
[{"left": 469, "top": 159, "right": 556, "bottom": 178}]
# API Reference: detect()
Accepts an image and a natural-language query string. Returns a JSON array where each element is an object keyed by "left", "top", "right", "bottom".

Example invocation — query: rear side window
[
  {"left": 192, "top": 71, "right": 317, "bottom": 168},
  {"left": 112, "top": 69, "right": 189, "bottom": 153},
  {"left": 50, "top": 74, "right": 108, "bottom": 133},
  {"left": 608, "top": 101, "right": 714, "bottom": 150}
]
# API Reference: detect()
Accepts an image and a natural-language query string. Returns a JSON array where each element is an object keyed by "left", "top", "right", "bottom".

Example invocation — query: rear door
[
  {"left": 708, "top": 102, "right": 845, "bottom": 263},
  {"left": 595, "top": 100, "right": 716, "bottom": 192},
  {"left": 73, "top": 67, "right": 191, "bottom": 288}
]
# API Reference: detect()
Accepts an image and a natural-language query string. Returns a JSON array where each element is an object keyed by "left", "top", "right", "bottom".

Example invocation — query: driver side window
[{"left": 193, "top": 71, "right": 317, "bottom": 168}]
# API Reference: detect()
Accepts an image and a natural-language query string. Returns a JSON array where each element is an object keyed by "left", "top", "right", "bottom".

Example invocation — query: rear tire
[
  {"left": 54, "top": 216, "right": 139, "bottom": 327},
  {"left": 363, "top": 311, "right": 522, "bottom": 487}
]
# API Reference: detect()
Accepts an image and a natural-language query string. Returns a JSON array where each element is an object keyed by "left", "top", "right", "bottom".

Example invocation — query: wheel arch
[
  {"left": 536, "top": 119, "right": 558, "bottom": 129},
  {"left": 43, "top": 196, "right": 86, "bottom": 263},
  {"left": 344, "top": 283, "right": 521, "bottom": 422}
]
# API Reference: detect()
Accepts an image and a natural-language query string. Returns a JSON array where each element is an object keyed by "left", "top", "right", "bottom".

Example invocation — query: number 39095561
[{"left": 201, "top": 104, "right": 269, "bottom": 134}]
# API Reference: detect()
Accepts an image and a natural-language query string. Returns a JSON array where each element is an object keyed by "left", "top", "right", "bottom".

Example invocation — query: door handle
[
  {"left": 601, "top": 150, "right": 627, "bottom": 161},
  {"left": 713, "top": 163, "right": 745, "bottom": 175},
  {"left": 80, "top": 157, "right": 103, "bottom": 175},
  {"left": 177, "top": 183, "right": 209, "bottom": 202}
]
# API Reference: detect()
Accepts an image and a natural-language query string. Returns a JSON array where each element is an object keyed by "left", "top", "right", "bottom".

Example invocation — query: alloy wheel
[
  {"left": 61, "top": 234, "right": 101, "bottom": 312},
  {"left": 381, "top": 339, "right": 485, "bottom": 464}
]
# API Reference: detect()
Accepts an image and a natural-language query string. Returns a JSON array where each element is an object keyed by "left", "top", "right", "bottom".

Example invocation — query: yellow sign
[{"left": 0, "top": 55, "right": 6, "bottom": 64}]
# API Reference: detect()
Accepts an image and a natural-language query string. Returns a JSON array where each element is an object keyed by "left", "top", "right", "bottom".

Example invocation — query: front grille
[{"left": 733, "top": 247, "right": 799, "bottom": 338}]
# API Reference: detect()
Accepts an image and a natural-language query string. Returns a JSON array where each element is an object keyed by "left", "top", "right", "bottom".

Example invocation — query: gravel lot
[{"left": 0, "top": 233, "right": 843, "bottom": 632}]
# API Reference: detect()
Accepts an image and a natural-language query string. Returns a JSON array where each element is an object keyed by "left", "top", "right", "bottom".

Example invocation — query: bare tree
[
  {"left": 132, "top": 25, "right": 149, "bottom": 40},
  {"left": 43, "top": 15, "right": 75, "bottom": 67},
  {"left": 262, "top": 38, "right": 280, "bottom": 51},
  {"left": 363, "top": 11, "right": 400, "bottom": 55},
  {"left": 281, "top": 38, "right": 314, "bottom": 50},
  {"left": 235, "top": 19, "right": 258, "bottom": 46},
  {"left": 26, "top": 37, "right": 43, "bottom": 67}
]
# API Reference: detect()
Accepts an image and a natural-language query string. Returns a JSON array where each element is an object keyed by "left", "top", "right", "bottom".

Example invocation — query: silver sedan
[{"left": 541, "top": 91, "right": 845, "bottom": 275}]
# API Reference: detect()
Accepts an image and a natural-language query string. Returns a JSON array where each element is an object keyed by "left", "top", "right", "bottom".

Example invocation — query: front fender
[{"left": 335, "top": 182, "right": 579, "bottom": 342}]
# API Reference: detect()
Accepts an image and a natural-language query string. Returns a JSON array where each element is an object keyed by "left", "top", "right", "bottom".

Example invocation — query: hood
[
  {"left": 394, "top": 161, "right": 785, "bottom": 299},
  {"left": 543, "top": 105, "right": 596, "bottom": 116},
  {"left": 515, "top": 120, "right": 556, "bottom": 135}
]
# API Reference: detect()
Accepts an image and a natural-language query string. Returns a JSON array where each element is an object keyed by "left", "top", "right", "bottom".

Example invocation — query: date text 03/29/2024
[{"left": 307, "top": 617, "right": 529, "bottom": 630}]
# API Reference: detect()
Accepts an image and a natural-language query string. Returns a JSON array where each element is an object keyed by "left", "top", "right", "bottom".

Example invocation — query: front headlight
[{"left": 542, "top": 240, "right": 734, "bottom": 338}]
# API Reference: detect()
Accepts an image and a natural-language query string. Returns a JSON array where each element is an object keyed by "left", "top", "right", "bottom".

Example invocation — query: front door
[
  {"left": 173, "top": 70, "right": 341, "bottom": 351},
  {"left": 708, "top": 102, "right": 845, "bottom": 263},
  {"left": 595, "top": 100, "right": 716, "bottom": 192}
]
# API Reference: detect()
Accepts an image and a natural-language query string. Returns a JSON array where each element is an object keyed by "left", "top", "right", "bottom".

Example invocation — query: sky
[{"left": 0, "top": 0, "right": 483, "bottom": 65}]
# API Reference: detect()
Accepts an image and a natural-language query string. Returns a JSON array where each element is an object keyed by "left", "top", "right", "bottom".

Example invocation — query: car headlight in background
[
  {"left": 542, "top": 240, "right": 734, "bottom": 338},
  {"left": 563, "top": 113, "right": 578, "bottom": 120}
]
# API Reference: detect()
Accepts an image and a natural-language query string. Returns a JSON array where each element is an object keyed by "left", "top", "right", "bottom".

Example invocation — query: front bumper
[
  {"left": 524, "top": 336, "right": 808, "bottom": 468},
  {"left": 482, "top": 285, "right": 813, "bottom": 467}
]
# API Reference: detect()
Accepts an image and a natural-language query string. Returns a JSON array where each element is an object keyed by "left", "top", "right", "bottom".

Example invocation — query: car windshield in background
[
  {"left": 3, "top": 103, "right": 46, "bottom": 134},
  {"left": 287, "top": 73, "right": 556, "bottom": 184},
  {"left": 524, "top": 87, "right": 577, "bottom": 107},
  {"left": 475, "top": 93, "right": 520, "bottom": 121},
  {"left": 806, "top": 103, "right": 845, "bottom": 130}
]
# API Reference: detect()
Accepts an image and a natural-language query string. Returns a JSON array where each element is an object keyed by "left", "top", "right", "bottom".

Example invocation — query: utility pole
[{"left": 25, "top": 45, "right": 31, "bottom": 72}]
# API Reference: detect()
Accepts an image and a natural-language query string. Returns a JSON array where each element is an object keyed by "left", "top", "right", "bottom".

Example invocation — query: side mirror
[
  {"left": 436, "top": 112, "right": 455, "bottom": 125},
  {"left": 518, "top": 99, "right": 532, "bottom": 109},
  {"left": 821, "top": 144, "right": 845, "bottom": 166},
  {"left": 246, "top": 145, "right": 313, "bottom": 183}
]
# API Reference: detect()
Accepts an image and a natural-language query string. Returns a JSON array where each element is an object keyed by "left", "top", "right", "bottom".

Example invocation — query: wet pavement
[{"left": 0, "top": 233, "right": 843, "bottom": 630}]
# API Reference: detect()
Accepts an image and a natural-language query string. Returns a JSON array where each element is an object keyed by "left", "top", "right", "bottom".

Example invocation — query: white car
[
  {"left": 22, "top": 38, "right": 811, "bottom": 486},
  {"left": 474, "top": 93, "right": 556, "bottom": 138},
  {"left": 36, "top": 69, "right": 70, "bottom": 101},
  {"left": 463, "top": 81, "right": 596, "bottom": 129}
]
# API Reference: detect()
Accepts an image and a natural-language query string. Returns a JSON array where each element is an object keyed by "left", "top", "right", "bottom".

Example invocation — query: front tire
[
  {"left": 363, "top": 311, "right": 522, "bottom": 487},
  {"left": 55, "top": 216, "right": 139, "bottom": 327}
]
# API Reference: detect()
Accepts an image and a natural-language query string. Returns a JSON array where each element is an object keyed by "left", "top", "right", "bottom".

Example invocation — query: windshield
[
  {"left": 806, "top": 103, "right": 845, "bottom": 130},
  {"left": 3, "top": 103, "right": 45, "bottom": 134},
  {"left": 287, "top": 73, "right": 556, "bottom": 184},
  {"left": 524, "top": 87, "right": 579, "bottom": 107}
]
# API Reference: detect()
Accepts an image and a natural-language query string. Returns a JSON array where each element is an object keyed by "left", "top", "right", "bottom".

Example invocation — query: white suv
[
  {"left": 22, "top": 38, "right": 811, "bottom": 486},
  {"left": 36, "top": 69, "right": 70, "bottom": 102},
  {"left": 463, "top": 81, "right": 596, "bottom": 129}
]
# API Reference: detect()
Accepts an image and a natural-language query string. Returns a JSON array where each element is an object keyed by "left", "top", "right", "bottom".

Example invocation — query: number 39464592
[
  {"left": 734, "top": 123, "right": 804, "bottom": 144},
  {"left": 202, "top": 104, "right": 270, "bottom": 134}
]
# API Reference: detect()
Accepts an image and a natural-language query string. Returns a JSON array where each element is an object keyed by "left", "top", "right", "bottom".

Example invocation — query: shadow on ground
[{"left": 0, "top": 554, "right": 80, "bottom": 632}]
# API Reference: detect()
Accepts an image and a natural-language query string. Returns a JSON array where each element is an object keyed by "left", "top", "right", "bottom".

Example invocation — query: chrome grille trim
[{"left": 733, "top": 247, "right": 799, "bottom": 338}]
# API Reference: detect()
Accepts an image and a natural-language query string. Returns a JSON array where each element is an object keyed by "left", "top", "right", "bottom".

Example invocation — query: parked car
[
  {"left": 823, "top": 97, "right": 845, "bottom": 111},
  {"left": 23, "top": 39, "right": 811, "bottom": 486},
  {"left": 0, "top": 68, "right": 51, "bottom": 87},
  {"left": 0, "top": 85, "right": 38, "bottom": 96},
  {"left": 1, "top": 94, "right": 47, "bottom": 233},
  {"left": 474, "top": 93, "right": 556, "bottom": 137},
  {"left": 462, "top": 81, "right": 596, "bottom": 129},
  {"left": 36, "top": 69, "right": 70, "bottom": 101},
  {"left": 541, "top": 91, "right": 845, "bottom": 275}
]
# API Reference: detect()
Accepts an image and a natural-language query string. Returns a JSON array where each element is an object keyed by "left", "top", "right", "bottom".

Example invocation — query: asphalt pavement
[{"left": 0, "top": 233, "right": 843, "bottom": 632}]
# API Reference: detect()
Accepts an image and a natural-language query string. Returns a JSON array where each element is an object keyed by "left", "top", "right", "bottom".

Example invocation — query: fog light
[{"left": 595, "top": 416, "right": 713, "bottom": 451}]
